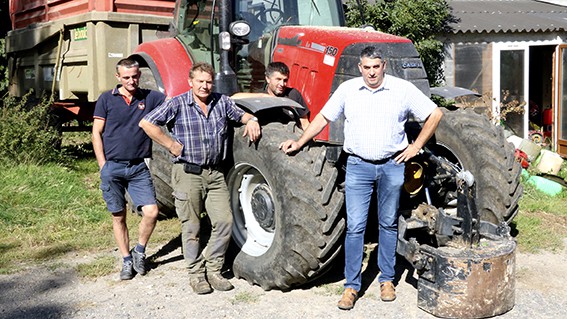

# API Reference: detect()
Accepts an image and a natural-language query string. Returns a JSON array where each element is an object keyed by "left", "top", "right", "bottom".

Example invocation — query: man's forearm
[
  {"left": 413, "top": 108, "right": 443, "bottom": 149},
  {"left": 139, "top": 119, "right": 176, "bottom": 150},
  {"left": 92, "top": 134, "right": 106, "bottom": 169},
  {"left": 296, "top": 113, "right": 329, "bottom": 147},
  {"left": 92, "top": 119, "right": 106, "bottom": 169}
]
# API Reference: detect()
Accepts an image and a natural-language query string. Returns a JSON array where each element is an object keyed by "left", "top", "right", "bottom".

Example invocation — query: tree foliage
[
  {"left": 344, "top": 0, "right": 457, "bottom": 86},
  {"left": 0, "top": 0, "right": 10, "bottom": 93}
]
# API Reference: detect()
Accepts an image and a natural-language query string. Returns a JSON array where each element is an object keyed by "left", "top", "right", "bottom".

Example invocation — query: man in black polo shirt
[
  {"left": 233, "top": 62, "right": 310, "bottom": 130},
  {"left": 92, "top": 58, "right": 165, "bottom": 280}
]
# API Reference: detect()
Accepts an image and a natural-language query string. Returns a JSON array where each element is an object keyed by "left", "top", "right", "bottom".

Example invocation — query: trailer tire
[
  {"left": 227, "top": 123, "right": 345, "bottom": 290},
  {"left": 432, "top": 108, "right": 522, "bottom": 223}
]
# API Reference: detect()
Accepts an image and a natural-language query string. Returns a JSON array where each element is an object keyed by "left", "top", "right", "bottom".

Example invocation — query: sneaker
[
  {"left": 207, "top": 272, "right": 234, "bottom": 291},
  {"left": 120, "top": 260, "right": 134, "bottom": 280},
  {"left": 189, "top": 275, "right": 213, "bottom": 294},
  {"left": 380, "top": 281, "right": 396, "bottom": 302},
  {"left": 131, "top": 248, "right": 147, "bottom": 275},
  {"left": 337, "top": 288, "right": 358, "bottom": 310}
]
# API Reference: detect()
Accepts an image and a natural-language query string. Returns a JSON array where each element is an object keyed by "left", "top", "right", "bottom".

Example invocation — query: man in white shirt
[{"left": 279, "top": 46, "right": 443, "bottom": 310}]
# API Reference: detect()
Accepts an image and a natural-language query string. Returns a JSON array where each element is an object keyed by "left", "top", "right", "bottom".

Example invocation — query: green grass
[
  {"left": 514, "top": 181, "right": 567, "bottom": 253},
  {"left": 315, "top": 283, "right": 344, "bottom": 296},
  {"left": 231, "top": 291, "right": 261, "bottom": 304},
  {"left": 0, "top": 150, "right": 181, "bottom": 275},
  {"left": 76, "top": 255, "right": 116, "bottom": 279},
  {"left": 0, "top": 159, "right": 112, "bottom": 273}
]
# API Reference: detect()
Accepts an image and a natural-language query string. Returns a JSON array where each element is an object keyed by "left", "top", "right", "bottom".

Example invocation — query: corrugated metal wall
[{"left": 9, "top": 0, "right": 175, "bottom": 29}]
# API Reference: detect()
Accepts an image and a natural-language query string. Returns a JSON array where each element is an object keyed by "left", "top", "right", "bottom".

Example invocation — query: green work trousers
[{"left": 171, "top": 163, "right": 233, "bottom": 275}]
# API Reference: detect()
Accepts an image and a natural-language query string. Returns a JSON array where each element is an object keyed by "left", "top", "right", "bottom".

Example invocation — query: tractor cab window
[
  {"left": 177, "top": 0, "right": 219, "bottom": 65},
  {"left": 297, "top": 0, "right": 342, "bottom": 27},
  {"left": 234, "top": 0, "right": 343, "bottom": 92}
]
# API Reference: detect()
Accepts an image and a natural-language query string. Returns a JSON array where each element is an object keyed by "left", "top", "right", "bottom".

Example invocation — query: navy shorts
[{"left": 99, "top": 160, "right": 157, "bottom": 213}]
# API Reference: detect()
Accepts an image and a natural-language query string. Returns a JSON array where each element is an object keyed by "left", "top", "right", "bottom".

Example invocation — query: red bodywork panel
[
  {"left": 272, "top": 26, "right": 411, "bottom": 142},
  {"left": 133, "top": 38, "right": 193, "bottom": 98},
  {"left": 9, "top": 0, "right": 175, "bottom": 29}
]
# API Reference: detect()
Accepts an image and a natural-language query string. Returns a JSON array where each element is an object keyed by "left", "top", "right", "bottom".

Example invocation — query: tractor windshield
[
  {"left": 235, "top": 0, "right": 343, "bottom": 36},
  {"left": 234, "top": 0, "right": 343, "bottom": 92}
]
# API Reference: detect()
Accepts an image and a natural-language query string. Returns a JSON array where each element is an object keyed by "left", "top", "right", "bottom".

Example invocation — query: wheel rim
[{"left": 228, "top": 163, "right": 276, "bottom": 257}]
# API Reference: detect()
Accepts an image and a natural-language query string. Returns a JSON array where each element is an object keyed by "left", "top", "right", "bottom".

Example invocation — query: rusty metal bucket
[{"left": 416, "top": 237, "right": 516, "bottom": 318}]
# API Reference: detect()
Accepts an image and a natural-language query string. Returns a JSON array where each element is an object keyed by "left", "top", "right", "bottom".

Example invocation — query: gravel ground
[{"left": 1, "top": 239, "right": 566, "bottom": 319}]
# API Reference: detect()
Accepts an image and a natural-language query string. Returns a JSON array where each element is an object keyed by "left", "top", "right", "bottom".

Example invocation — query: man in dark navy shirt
[
  {"left": 92, "top": 58, "right": 165, "bottom": 280},
  {"left": 233, "top": 62, "right": 310, "bottom": 130}
]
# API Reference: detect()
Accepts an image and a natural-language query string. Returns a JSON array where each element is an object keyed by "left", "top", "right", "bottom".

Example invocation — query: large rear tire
[
  {"left": 227, "top": 123, "right": 345, "bottom": 290},
  {"left": 430, "top": 108, "right": 522, "bottom": 223}
]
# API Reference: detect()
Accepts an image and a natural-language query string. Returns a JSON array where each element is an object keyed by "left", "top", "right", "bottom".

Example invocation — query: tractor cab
[{"left": 170, "top": 0, "right": 345, "bottom": 93}]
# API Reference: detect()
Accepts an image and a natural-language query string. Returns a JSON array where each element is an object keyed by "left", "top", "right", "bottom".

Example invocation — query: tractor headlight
[{"left": 230, "top": 20, "right": 251, "bottom": 37}]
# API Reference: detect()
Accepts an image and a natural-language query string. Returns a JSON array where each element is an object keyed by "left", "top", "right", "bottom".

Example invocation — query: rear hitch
[{"left": 397, "top": 151, "right": 516, "bottom": 318}]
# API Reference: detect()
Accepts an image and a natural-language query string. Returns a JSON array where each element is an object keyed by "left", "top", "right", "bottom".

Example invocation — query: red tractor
[{"left": 131, "top": 0, "right": 520, "bottom": 302}]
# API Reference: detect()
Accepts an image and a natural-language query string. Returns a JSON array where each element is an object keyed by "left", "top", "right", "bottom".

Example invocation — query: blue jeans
[
  {"left": 99, "top": 160, "right": 156, "bottom": 213},
  {"left": 344, "top": 155, "right": 405, "bottom": 291}
]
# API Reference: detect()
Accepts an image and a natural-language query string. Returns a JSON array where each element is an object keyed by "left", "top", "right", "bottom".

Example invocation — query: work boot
[
  {"left": 130, "top": 248, "right": 147, "bottom": 275},
  {"left": 207, "top": 272, "right": 234, "bottom": 291},
  {"left": 337, "top": 288, "right": 358, "bottom": 310},
  {"left": 380, "top": 281, "right": 396, "bottom": 302},
  {"left": 120, "top": 260, "right": 134, "bottom": 280},
  {"left": 189, "top": 275, "right": 213, "bottom": 294}
]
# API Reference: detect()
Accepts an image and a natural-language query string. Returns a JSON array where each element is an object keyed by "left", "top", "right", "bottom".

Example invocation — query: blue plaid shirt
[{"left": 143, "top": 90, "right": 245, "bottom": 166}]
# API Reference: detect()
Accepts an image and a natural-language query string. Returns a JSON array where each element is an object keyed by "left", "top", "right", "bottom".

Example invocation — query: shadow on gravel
[
  {"left": 0, "top": 269, "right": 74, "bottom": 319},
  {"left": 148, "top": 234, "right": 184, "bottom": 271},
  {"left": 357, "top": 246, "right": 419, "bottom": 297},
  {"left": 299, "top": 243, "right": 420, "bottom": 298}
]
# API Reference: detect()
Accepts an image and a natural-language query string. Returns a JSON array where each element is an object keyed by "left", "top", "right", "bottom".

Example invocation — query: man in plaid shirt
[{"left": 140, "top": 62, "right": 260, "bottom": 294}]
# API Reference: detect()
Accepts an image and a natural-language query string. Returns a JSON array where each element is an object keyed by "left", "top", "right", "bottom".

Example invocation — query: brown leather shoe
[
  {"left": 189, "top": 275, "right": 213, "bottom": 295},
  {"left": 207, "top": 272, "right": 234, "bottom": 291},
  {"left": 380, "top": 281, "right": 396, "bottom": 301},
  {"left": 337, "top": 288, "right": 358, "bottom": 310}
]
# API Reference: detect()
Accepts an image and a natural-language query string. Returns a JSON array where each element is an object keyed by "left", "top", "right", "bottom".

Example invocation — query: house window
[
  {"left": 500, "top": 50, "right": 525, "bottom": 136},
  {"left": 455, "top": 44, "right": 488, "bottom": 94}
]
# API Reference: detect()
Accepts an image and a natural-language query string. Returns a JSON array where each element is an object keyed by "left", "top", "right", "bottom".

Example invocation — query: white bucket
[
  {"left": 506, "top": 135, "right": 523, "bottom": 149},
  {"left": 536, "top": 150, "right": 564, "bottom": 175}
]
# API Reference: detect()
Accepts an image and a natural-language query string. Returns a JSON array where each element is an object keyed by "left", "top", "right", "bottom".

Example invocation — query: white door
[{"left": 492, "top": 43, "right": 530, "bottom": 138}]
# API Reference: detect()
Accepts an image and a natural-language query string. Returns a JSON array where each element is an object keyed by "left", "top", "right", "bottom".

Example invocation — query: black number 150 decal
[{"left": 325, "top": 46, "right": 338, "bottom": 57}]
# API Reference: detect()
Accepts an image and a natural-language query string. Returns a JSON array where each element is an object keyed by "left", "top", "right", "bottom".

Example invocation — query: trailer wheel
[
  {"left": 227, "top": 123, "right": 345, "bottom": 290},
  {"left": 430, "top": 108, "right": 522, "bottom": 223}
]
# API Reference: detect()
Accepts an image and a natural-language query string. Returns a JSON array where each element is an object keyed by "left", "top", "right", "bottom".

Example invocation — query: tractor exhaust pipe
[{"left": 213, "top": 0, "right": 238, "bottom": 95}]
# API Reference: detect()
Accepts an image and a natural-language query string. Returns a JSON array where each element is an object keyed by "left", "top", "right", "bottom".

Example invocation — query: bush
[{"left": 0, "top": 92, "right": 64, "bottom": 164}]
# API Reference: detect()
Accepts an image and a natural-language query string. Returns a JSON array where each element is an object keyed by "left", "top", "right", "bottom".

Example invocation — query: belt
[
  {"left": 175, "top": 161, "right": 220, "bottom": 169},
  {"left": 110, "top": 158, "right": 145, "bottom": 166},
  {"left": 348, "top": 152, "right": 401, "bottom": 165},
  {"left": 176, "top": 161, "right": 221, "bottom": 174}
]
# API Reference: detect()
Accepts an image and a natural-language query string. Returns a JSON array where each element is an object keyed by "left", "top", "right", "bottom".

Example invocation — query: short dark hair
[
  {"left": 190, "top": 62, "right": 215, "bottom": 78},
  {"left": 265, "top": 62, "right": 290, "bottom": 77},
  {"left": 115, "top": 58, "right": 139, "bottom": 73},
  {"left": 360, "top": 46, "right": 384, "bottom": 61}
]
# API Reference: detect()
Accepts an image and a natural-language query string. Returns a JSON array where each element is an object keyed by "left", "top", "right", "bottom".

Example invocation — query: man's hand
[
  {"left": 395, "top": 144, "right": 421, "bottom": 163},
  {"left": 243, "top": 120, "right": 261, "bottom": 142},
  {"left": 279, "top": 139, "right": 301, "bottom": 155},
  {"left": 169, "top": 140, "right": 183, "bottom": 157}
]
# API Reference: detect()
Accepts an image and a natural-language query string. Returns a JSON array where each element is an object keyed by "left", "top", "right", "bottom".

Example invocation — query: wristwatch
[{"left": 249, "top": 116, "right": 258, "bottom": 122}]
